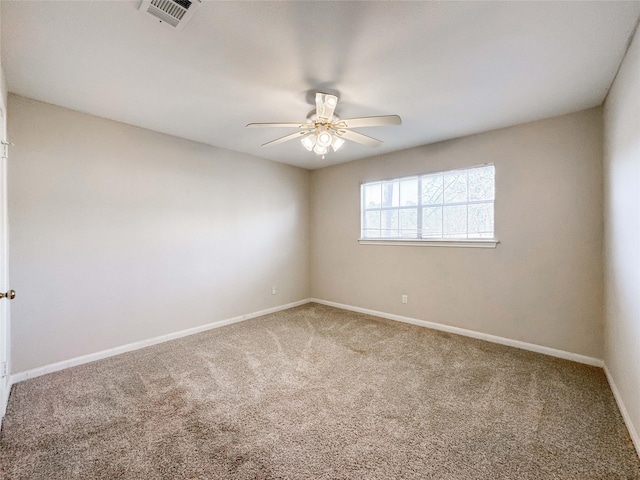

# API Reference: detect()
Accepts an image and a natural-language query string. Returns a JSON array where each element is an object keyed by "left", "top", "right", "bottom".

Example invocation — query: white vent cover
[{"left": 139, "top": 0, "right": 201, "bottom": 31}]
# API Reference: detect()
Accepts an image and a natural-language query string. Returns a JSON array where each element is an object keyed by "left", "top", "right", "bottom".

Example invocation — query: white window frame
[{"left": 359, "top": 164, "right": 498, "bottom": 248}]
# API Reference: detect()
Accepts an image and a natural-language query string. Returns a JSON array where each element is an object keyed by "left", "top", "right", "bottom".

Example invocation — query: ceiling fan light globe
[
  {"left": 301, "top": 136, "right": 316, "bottom": 151},
  {"left": 331, "top": 137, "right": 345, "bottom": 152},
  {"left": 313, "top": 145, "right": 328, "bottom": 155},
  {"left": 317, "top": 132, "right": 333, "bottom": 148}
]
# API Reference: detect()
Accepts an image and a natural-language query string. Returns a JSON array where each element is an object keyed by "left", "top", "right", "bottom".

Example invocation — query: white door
[{"left": 0, "top": 103, "right": 11, "bottom": 417}]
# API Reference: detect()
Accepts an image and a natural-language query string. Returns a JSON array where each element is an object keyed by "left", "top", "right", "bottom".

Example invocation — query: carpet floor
[{"left": 1, "top": 303, "right": 638, "bottom": 479}]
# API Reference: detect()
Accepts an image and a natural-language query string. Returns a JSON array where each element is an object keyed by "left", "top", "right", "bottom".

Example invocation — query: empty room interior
[{"left": 0, "top": 1, "right": 639, "bottom": 478}]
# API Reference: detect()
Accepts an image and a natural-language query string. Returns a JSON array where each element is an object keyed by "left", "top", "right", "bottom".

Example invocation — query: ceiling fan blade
[
  {"left": 246, "top": 122, "right": 311, "bottom": 128},
  {"left": 261, "top": 130, "right": 313, "bottom": 147},
  {"left": 316, "top": 92, "right": 338, "bottom": 122},
  {"left": 333, "top": 129, "right": 382, "bottom": 148},
  {"left": 336, "top": 115, "right": 402, "bottom": 128}
]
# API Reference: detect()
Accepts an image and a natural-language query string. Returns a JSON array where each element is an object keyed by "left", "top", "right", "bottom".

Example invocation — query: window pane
[
  {"left": 421, "top": 173, "right": 443, "bottom": 205},
  {"left": 443, "top": 205, "right": 467, "bottom": 238},
  {"left": 468, "top": 166, "right": 495, "bottom": 201},
  {"left": 400, "top": 208, "right": 417, "bottom": 231},
  {"left": 381, "top": 180, "right": 399, "bottom": 207},
  {"left": 443, "top": 171, "right": 467, "bottom": 203},
  {"left": 363, "top": 165, "right": 494, "bottom": 241},
  {"left": 400, "top": 178, "right": 418, "bottom": 206},
  {"left": 468, "top": 202, "right": 494, "bottom": 238},
  {"left": 364, "top": 183, "right": 381, "bottom": 208},
  {"left": 381, "top": 210, "right": 399, "bottom": 229},
  {"left": 422, "top": 206, "right": 442, "bottom": 238},
  {"left": 364, "top": 210, "right": 380, "bottom": 229}
]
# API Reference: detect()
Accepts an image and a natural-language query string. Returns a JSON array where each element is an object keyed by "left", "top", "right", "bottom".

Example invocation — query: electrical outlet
[
  {"left": 272, "top": 286, "right": 277, "bottom": 295},
  {"left": 402, "top": 294, "right": 408, "bottom": 304}
]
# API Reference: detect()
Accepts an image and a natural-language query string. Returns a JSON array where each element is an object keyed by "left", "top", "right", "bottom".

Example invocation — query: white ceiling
[{"left": 2, "top": 1, "right": 639, "bottom": 169}]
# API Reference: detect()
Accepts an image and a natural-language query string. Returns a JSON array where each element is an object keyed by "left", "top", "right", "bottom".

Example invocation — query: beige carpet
[{"left": 1, "top": 303, "right": 639, "bottom": 479}]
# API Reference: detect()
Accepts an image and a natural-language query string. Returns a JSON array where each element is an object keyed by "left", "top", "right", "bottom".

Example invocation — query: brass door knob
[{"left": 0, "top": 290, "right": 15, "bottom": 300}]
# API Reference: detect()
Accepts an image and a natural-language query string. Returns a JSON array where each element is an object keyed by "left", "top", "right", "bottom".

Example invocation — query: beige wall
[
  {"left": 603, "top": 26, "right": 640, "bottom": 446},
  {"left": 6, "top": 93, "right": 610, "bottom": 373},
  {"left": 311, "top": 108, "right": 604, "bottom": 358},
  {"left": 8, "top": 94, "right": 310, "bottom": 372}
]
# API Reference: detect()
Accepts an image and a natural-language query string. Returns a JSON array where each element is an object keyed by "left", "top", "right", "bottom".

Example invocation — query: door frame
[{"left": 0, "top": 95, "right": 11, "bottom": 418}]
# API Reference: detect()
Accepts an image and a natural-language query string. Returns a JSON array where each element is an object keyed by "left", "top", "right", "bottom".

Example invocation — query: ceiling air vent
[{"left": 139, "top": 0, "right": 201, "bottom": 31}]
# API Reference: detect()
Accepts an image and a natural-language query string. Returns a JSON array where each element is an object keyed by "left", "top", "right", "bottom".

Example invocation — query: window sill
[{"left": 358, "top": 238, "right": 499, "bottom": 248}]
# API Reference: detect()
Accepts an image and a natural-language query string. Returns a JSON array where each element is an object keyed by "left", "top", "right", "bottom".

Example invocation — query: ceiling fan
[{"left": 246, "top": 93, "right": 402, "bottom": 158}]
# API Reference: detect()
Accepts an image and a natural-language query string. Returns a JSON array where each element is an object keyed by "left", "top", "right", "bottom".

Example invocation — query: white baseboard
[
  {"left": 9, "top": 298, "right": 312, "bottom": 385},
  {"left": 310, "top": 298, "right": 604, "bottom": 367},
  {"left": 9, "top": 297, "right": 636, "bottom": 455},
  {"left": 9, "top": 298, "right": 604, "bottom": 387},
  {"left": 1, "top": 377, "right": 8, "bottom": 419},
  {"left": 6, "top": 298, "right": 605, "bottom": 395},
  {"left": 604, "top": 365, "right": 640, "bottom": 458}
]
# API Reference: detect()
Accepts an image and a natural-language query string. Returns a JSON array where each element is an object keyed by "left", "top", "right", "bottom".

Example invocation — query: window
[{"left": 360, "top": 164, "right": 495, "bottom": 245}]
